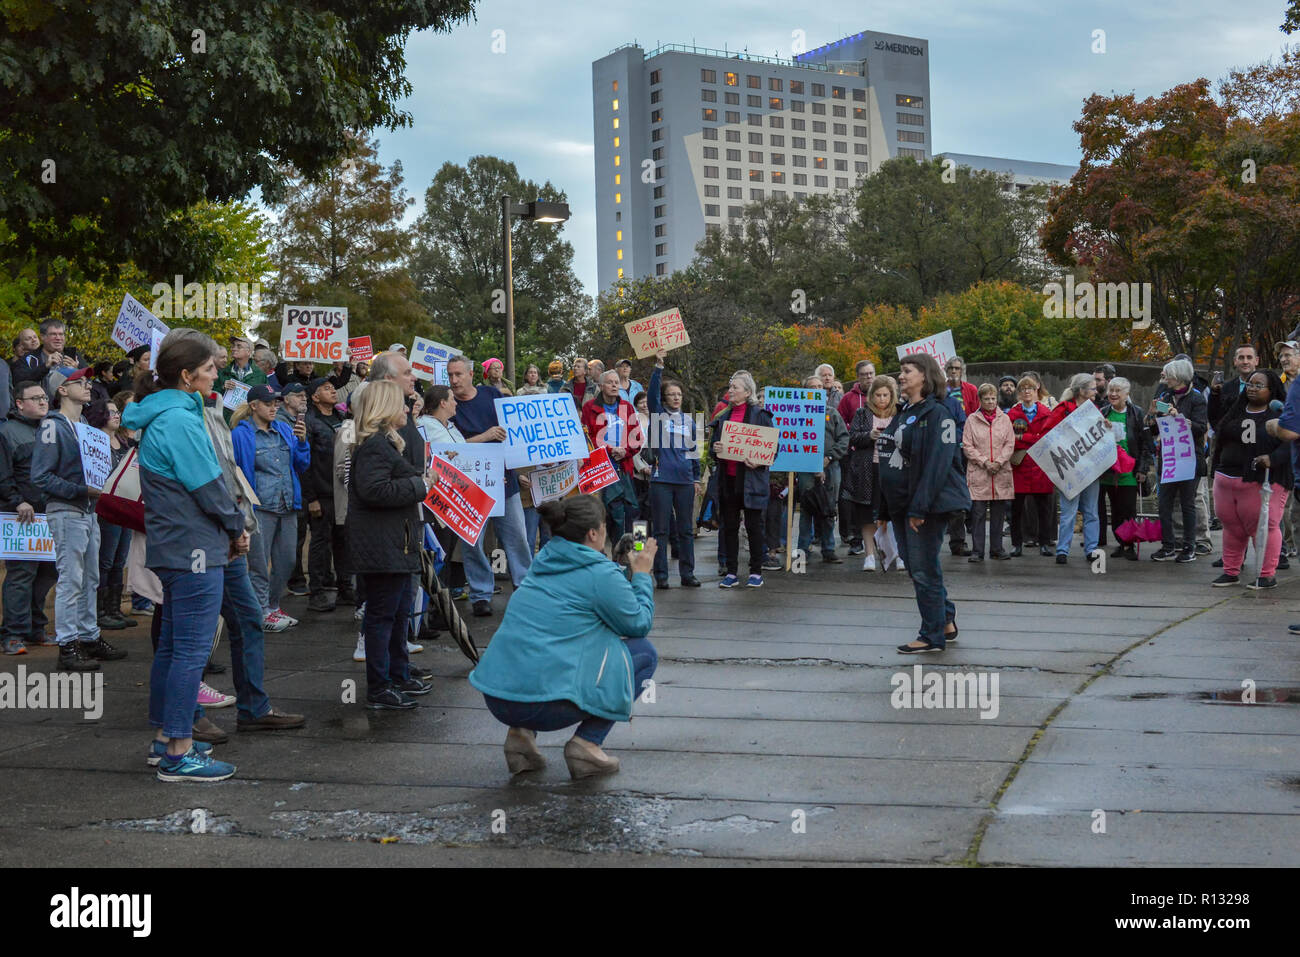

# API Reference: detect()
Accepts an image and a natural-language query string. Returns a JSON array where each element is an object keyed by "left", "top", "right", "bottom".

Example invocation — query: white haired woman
[
  {"left": 1147, "top": 358, "right": 1208, "bottom": 562},
  {"left": 1037, "top": 373, "right": 1103, "bottom": 565},
  {"left": 708, "top": 370, "right": 775, "bottom": 588}
]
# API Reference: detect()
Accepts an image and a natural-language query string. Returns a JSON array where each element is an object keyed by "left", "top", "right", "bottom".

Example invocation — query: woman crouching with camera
[{"left": 469, "top": 494, "right": 659, "bottom": 779}]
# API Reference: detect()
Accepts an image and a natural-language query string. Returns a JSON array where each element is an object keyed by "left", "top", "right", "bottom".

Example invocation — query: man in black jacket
[
  {"left": 304, "top": 378, "right": 350, "bottom": 609},
  {"left": 1207, "top": 344, "right": 1259, "bottom": 427},
  {"left": 0, "top": 381, "right": 59, "bottom": 654}
]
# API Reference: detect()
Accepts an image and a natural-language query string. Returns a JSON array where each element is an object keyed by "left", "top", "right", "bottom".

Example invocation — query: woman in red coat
[{"left": 1007, "top": 375, "right": 1056, "bottom": 556}]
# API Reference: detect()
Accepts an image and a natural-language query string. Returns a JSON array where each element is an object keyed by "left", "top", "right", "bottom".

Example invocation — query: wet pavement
[{"left": 2, "top": 530, "right": 1298, "bottom": 866}]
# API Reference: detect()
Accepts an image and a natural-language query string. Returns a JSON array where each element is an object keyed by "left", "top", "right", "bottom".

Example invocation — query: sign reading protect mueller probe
[{"left": 280, "top": 305, "right": 349, "bottom": 363}]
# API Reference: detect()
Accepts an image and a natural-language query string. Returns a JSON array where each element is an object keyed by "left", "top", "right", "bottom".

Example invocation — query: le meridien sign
[{"left": 874, "top": 40, "right": 924, "bottom": 55}]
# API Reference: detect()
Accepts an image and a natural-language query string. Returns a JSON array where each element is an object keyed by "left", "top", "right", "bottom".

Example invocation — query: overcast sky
[{"left": 375, "top": 0, "right": 1293, "bottom": 300}]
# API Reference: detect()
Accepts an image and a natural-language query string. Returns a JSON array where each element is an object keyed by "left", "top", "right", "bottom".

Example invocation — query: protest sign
[
  {"left": 716, "top": 419, "right": 779, "bottom": 467},
  {"left": 422, "top": 456, "right": 496, "bottom": 546},
  {"left": 112, "top": 293, "right": 170, "bottom": 354},
  {"left": 578, "top": 447, "right": 621, "bottom": 495},
  {"left": 410, "top": 337, "right": 460, "bottom": 380},
  {"left": 223, "top": 379, "right": 251, "bottom": 411},
  {"left": 764, "top": 387, "right": 825, "bottom": 473},
  {"left": 1027, "top": 401, "right": 1118, "bottom": 499},
  {"left": 280, "top": 305, "right": 348, "bottom": 363},
  {"left": 429, "top": 443, "right": 505, "bottom": 518},
  {"left": 1157, "top": 416, "right": 1197, "bottom": 484},
  {"left": 348, "top": 336, "right": 373, "bottom": 362},
  {"left": 74, "top": 423, "right": 112, "bottom": 489},
  {"left": 895, "top": 329, "right": 956, "bottom": 369},
  {"left": 624, "top": 306, "right": 690, "bottom": 358},
  {"left": 494, "top": 393, "right": 587, "bottom": 468},
  {"left": 149, "top": 326, "right": 165, "bottom": 370},
  {"left": 524, "top": 460, "right": 581, "bottom": 506},
  {"left": 0, "top": 513, "right": 56, "bottom": 562}
]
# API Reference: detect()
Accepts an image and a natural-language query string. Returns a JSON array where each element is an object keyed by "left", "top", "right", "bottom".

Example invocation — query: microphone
[{"left": 1269, "top": 399, "right": 1284, "bottom": 414}]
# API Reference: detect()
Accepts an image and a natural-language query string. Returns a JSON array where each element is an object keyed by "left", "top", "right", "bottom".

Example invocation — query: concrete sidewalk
[{"left": 1, "top": 539, "right": 1296, "bottom": 866}]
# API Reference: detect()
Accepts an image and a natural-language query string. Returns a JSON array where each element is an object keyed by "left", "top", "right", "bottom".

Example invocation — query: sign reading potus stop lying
[
  {"left": 280, "top": 305, "right": 348, "bottom": 363},
  {"left": 1027, "top": 401, "right": 1118, "bottom": 500},
  {"left": 494, "top": 393, "right": 587, "bottom": 468}
]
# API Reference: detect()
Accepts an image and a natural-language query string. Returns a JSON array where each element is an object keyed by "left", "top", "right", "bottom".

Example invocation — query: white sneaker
[
  {"left": 406, "top": 640, "right": 424, "bottom": 654},
  {"left": 862, "top": 554, "right": 877, "bottom": 572},
  {"left": 273, "top": 609, "right": 299, "bottom": 627},
  {"left": 352, "top": 633, "right": 366, "bottom": 662},
  {"left": 894, "top": 556, "right": 906, "bottom": 571},
  {"left": 263, "top": 613, "right": 290, "bottom": 633}
]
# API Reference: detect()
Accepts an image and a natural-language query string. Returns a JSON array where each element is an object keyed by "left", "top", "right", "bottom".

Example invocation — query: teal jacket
[{"left": 469, "top": 536, "right": 655, "bottom": 722}]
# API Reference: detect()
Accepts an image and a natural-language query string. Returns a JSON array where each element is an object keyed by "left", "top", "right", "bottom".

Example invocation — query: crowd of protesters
[{"left": 5, "top": 318, "right": 1300, "bottom": 781}]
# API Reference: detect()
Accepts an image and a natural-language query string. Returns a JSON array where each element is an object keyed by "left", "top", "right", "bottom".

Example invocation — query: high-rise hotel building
[{"left": 592, "top": 30, "right": 930, "bottom": 294}]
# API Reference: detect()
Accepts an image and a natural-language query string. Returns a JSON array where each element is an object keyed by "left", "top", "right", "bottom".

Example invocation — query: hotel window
[
  {"left": 612, "top": 117, "right": 619, "bottom": 128},
  {"left": 702, "top": 89, "right": 717, "bottom": 102},
  {"left": 724, "top": 71, "right": 738, "bottom": 85},
  {"left": 898, "top": 147, "right": 926, "bottom": 159},
  {"left": 655, "top": 164, "right": 664, "bottom": 179},
  {"left": 725, "top": 110, "right": 740, "bottom": 123},
  {"left": 615, "top": 211, "right": 620, "bottom": 221},
  {"left": 769, "top": 97, "right": 782, "bottom": 110},
  {"left": 726, "top": 148, "right": 740, "bottom": 161},
  {"left": 835, "top": 177, "right": 849, "bottom": 188},
  {"left": 770, "top": 134, "right": 784, "bottom": 146},
  {"left": 792, "top": 155, "right": 806, "bottom": 167},
  {"left": 655, "top": 243, "right": 666, "bottom": 256},
  {"left": 703, "top": 126, "right": 718, "bottom": 140},
  {"left": 612, "top": 80, "right": 618, "bottom": 91},
  {"left": 897, "top": 112, "right": 924, "bottom": 126},
  {"left": 655, "top": 263, "right": 667, "bottom": 276},
  {"left": 793, "top": 173, "right": 807, "bottom": 185},
  {"left": 703, "top": 146, "right": 718, "bottom": 159},
  {"left": 728, "top": 205, "right": 743, "bottom": 218},
  {"left": 651, "top": 109, "right": 662, "bottom": 122},
  {"left": 813, "top": 138, "right": 826, "bottom": 150},
  {"left": 616, "top": 229, "right": 622, "bottom": 240},
  {"left": 769, "top": 116, "right": 783, "bottom": 128},
  {"left": 616, "top": 249, "right": 623, "bottom": 260},
  {"left": 832, "top": 105, "right": 846, "bottom": 117},
  {"left": 613, "top": 136, "right": 619, "bottom": 147},
  {"left": 653, "top": 185, "right": 664, "bottom": 198},
  {"left": 853, "top": 88, "right": 865, "bottom": 102},
  {"left": 748, "top": 113, "right": 762, "bottom": 126},
  {"left": 727, "top": 167, "right": 741, "bottom": 179},
  {"left": 898, "top": 130, "right": 925, "bottom": 143},
  {"left": 811, "top": 82, "right": 825, "bottom": 96},
  {"left": 747, "top": 75, "right": 760, "bottom": 88},
  {"left": 654, "top": 224, "right": 666, "bottom": 236},
  {"left": 812, "top": 102, "right": 826, "bottom": 116},
  {"left": 770, "top": 152, "right": 785, "bottom": 165},
  {"left": 790, "top": 80, "right": 804, "bottom": 94},
  {"left": 725, "top": 91, "right": 739, "bottom": 105},
  {"left": 654, "top": 204, "right": 665, "bottom": 216},
  {"left": 727, "top": 186, "right": 742, "bottom": 198},
  {"left": 618, "top": 267, "right": 624, "bottom": 277},
  {"left": 650, "top": 90, "right": 660, "bottom": 104},
  {"left": 855, "top": 161, "right": 868, "bottom": 173},
  {"left": 704, "top": 165, "right": 718, "bottom": 178},
  {"left": 769, "top": 77, "right": 783, "bottom": 91},
  {"left": 725, "top": 129, "right": 740, "bottom": 142},
  {"left": 834, "top": 141, "right": 846, "bottom": 153},
  {"left": 792, "top": 136, "right": 806, "bottom": 149},
  {"left": 812, "top": 122, "right": 826, "bottom": 134},
  {"left": 652, "top": 147, "right": 663, "bottom": 160},
  {"left": 748, "top": 131, "right": 762, "bottom": 144},
  {"left": 791, "top": 99, "right": 805, "bottom": 112},
  {"left": 834, "top": 158, "right": 847, "bottom": 170},
  {"left": 833, "top": 123, "right": 846, "bottom": 135},
  {"left": 750, "top": 188, "right": 764, "bottom": 199},
  {"left": 771, "top": 170, "right": 785, "bottom": 183},
  {"left": 651, "top": 128, "right": 662, "bottom": 141},
  {"left": 705, "top": 184, "right": 719, "bottom": 196},
  {"left": 747, "top": 94, "right": 761, "bottom": 107},
  {"left": 748, "top": 150, "right": 762, "bottom": 163},
  {"left": 614, "top": 173, "right": 620, "bottom": 184},
  {"left": 795, "top": 191, "right": 807, "bottom": 200},
  {"left": 614, "top": 191, "right": 621, "bottom": 202},
  {"left": 705, "top": 203, "right": 720, "bottom": 216},
  {"left": 854, "top": 142, "right": 868, "bottom": 155},
  {"left": 650, "top": 69, "right": 661, "bottom": 84},
  {"left": 853, "top": 107, "right": 866, "bottom": 119},
  {"left": 813, "top": 156, "right": 826, "bottom": 169},
  {"left": 612, "top": 98, "right": 619, "bottom": 110},
  {"left": 702, "top": 68, "right": 716, "bottom": 83},
  {"left": 702, "top": 108, "right": 716, "bottom": 121},
  {"left": 614, "top": 154, "right": 621, "bottom": 165},
  {"left": 854, "top": 125, "right": 868, "bottom": 137},
  {"left": 896, "top": 94, "right": 924, "bottom": 107},
  {"left": 832, "top": 86, "right": 845, "bottom": 99},
  {"left": 791, "top": 118, "right": 805, "bottom": 131},
  {"left": 728, "top": 223, "right": 742, "bottom": 236},
  {"left": 749, "top": 169, "right": 763, "bottom": 181},
  {"left": 814, "top": 174, "right": 828, "bottom": 187}
]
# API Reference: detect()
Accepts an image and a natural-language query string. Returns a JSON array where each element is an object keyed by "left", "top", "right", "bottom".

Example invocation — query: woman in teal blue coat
[{"left": 470, "top": 494, "right": 658, "bottom": 779}]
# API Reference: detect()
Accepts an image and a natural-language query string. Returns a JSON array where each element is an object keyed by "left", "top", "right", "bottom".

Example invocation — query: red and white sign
[
  {"left": 348, "top": 336, "right": 373, "bottom": 362},
  {"left": 624, "top": 306, "right": 690, "bottom": 358},
  {"left": 281, "top": 305, "right": 349, "bottom": 363},
  {"left": 422, "top": 456, "right": 497, "bottom": 546},
  {"left": 716, "top": 420, "right": 778, "bottom": 467},
  {"left": 895, "top": 329, "right": 956, "bottom": 369},
  {"left": 578, "top": 447, "right": 621, "bottom": 495}
]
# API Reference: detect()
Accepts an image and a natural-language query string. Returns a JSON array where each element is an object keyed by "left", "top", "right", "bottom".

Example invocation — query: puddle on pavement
[{"left": 1128, "top": 688, "right": 1299, "bottom": 705}]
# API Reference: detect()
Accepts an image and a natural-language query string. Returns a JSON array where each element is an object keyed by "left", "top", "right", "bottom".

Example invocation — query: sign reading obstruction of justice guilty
[
  {"left": 428, "top": 443, "right": 505, "bottom": 518},
  {"left": 895, "top": 329, "right": 956, "bottom": 369},
  {"left": 765, "top": 387, "right": 825, "bottom": 473},
  {"left": 1157, "top": 415, "right": 1197, "bottom": 484},
  {"left": 625, "top": 306, "right": 690, "bottom": 358},
  {"left": 716, "top": 419, "right": 779, "bottom": 467},
  {"left": 1028, "top": 401, "right": 1118, "bottom": 500},
  {"left": 422, "top": 456, "right": 497, "bottom": 546},
  {"left": 0, "top": 513, "right": 55, "bottom": 562},
  {"left": 493, "top": 393, "right": 587, "bottom": 468},
  {"left": 281, "top": 306, "right": 348, "bottom": 362},
  {"left": 112, "top": 293, "right": 171, "bottom": 354}
]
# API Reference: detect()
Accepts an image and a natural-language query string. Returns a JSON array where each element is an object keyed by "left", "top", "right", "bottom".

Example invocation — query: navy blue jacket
[
  {"left": 876, "top": 395, "right": 973, "bottom": 520},
  {"left": 30, "top": 411, "right": 92, "bottom": 512},
  {"left": 646, "top": 367, "right": 701, "bottom": 486}
]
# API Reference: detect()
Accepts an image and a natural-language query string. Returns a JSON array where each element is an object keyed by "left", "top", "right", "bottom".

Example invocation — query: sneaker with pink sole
[
  {"left": 271, "top": 609, "right": 299, "bottom": 627},
  {"left": 197, "top": 682, "right": 235, "bottom": 708}
]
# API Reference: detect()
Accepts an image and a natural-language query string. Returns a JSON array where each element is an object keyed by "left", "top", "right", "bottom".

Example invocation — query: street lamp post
[{"left": 500, "top": 196, "right": 570, "bottom": 384}]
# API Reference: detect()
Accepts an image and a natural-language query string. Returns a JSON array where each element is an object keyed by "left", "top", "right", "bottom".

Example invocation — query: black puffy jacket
[{"left": 346, "top": 432, "right": 427, "bottom": 575}]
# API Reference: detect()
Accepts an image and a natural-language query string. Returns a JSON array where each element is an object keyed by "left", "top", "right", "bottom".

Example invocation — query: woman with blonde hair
[
  {"left": 708, "top": 370, "right": 774, "bottom": 587},
  {"left": 346, "top": 380, "right": 435, "bottom": 710},
  {"left": 843, "top": 374, "right": 902, "bottom": 571}
]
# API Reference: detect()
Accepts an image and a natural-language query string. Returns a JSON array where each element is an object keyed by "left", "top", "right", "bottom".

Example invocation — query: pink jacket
[{"left": 962, "top": 409, "right": 1015, "bottom": 501}]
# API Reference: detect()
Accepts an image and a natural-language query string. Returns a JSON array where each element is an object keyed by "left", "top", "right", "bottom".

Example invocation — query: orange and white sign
[
  {"left": 716, "top": 420, "right": 778, "bottom": 467},
  {"left": 281, "top": 305, "right": 349, "bottom": 363},
  {"left": 624, "top": 306, "right": 689, "bottom": 358}
]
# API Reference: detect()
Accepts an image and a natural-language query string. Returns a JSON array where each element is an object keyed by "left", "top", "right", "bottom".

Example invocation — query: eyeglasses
[{"left": 18, "top": 394, "right": 48, "bottom": 403}]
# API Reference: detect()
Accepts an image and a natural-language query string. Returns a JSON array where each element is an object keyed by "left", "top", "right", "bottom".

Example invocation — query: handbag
[
  {"left": 95, "top": 446, "right": 145, "bottom": 533},
  {"left": 801, "top": 476, "right": 836, "bottom": 519}
]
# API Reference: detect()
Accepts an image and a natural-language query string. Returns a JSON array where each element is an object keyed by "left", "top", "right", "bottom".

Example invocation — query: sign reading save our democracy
[
  {"left": 624, "top": 306, "right": 690, "bottom": 358},
  {"left": 422, "top": 456, "right": 497, "bottom": 546},
  {"left": 765, "top": 387, "right": 825, "bottom": 473},
  {"left": 716, "top": 420, "right": 779, "bottom": 467},
  {"left": 493, "top": 393, "right": 587, "bottom": 468},
  {"left": 1027, "top": 401, "right": 1118, "bottom": 500},
  {"left": 895, "top": 329, "right": 956, "bottom": 369},
  {"left": 428, "top": 443, "right": 505, "bottom": 518},
  {"left": 0, "top": 513, "right": 55, "bottom": 562},
  {"left": 1157, "top": 415, "right": 1197, "bottom": 484},
  {"left": 280, "top": 306, "right": 348, "bottom": 363},
  {"left": 112, "top": 293, "right": 170, "bottom": 354}
]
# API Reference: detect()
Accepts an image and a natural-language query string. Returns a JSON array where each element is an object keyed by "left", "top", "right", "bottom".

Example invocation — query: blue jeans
[
  {"left": 892, "top": 515, "right": 954, "bottom": 646},
  {"left": 462, "top": 493, "right": 533, "bottom": 603},
  {"left": 523, "top": 505, "right": 552, "bottom": 554},
  {"left": 1057, "top": 479, "right": 1101, "bottom": 556},
  {"left": 48, "top": 510, "right": 100, "bottom": 646},
  {"left": 482, "top": 637, "right": 658, "bottom": 745},
  {"left": 361, "top": 572, "right": 413, "bottom": 696},
  {"left": 98, "top": 518, "right": 131, "bottom": 589},
  {"left": 220, "top": 557, "right": 272, "bottom": 720},
  {"left": 249, "top": 509, "right": 297, "bottom": 616},
  {"left": 151, "top": 565, "right": 225, "bottom": 739},
  {"left": 651, "top": 482, "right": 696, "bottom": 582}
]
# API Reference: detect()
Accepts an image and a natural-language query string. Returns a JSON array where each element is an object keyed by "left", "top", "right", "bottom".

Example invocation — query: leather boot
[
  {"left": 111, "top": 585, "right": 138, "bottom": 627},
  {"left": 97, "top": 588, "right": 127, "bottom": 630}
]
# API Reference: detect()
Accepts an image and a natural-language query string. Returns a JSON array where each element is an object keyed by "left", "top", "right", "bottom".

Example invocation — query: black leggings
[
  {"left": 720, "top": 470, "right": 765, "bottom": 575},
  {"left": 1012, "top": 492, "right": 1054, "bottom": 548}
]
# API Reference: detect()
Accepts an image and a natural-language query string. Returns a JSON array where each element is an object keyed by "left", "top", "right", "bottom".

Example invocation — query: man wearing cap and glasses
[
  {"left": 615, "top": 358, "right": 644, "bottom": 404},
  {"left": 216, "top": 335, "right": 268, "bottom": 421}
]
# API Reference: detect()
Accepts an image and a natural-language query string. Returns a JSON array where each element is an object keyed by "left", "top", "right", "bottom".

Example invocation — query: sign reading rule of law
[{"left": 280, "top": 306, "right": 349, "bottom": 363}]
